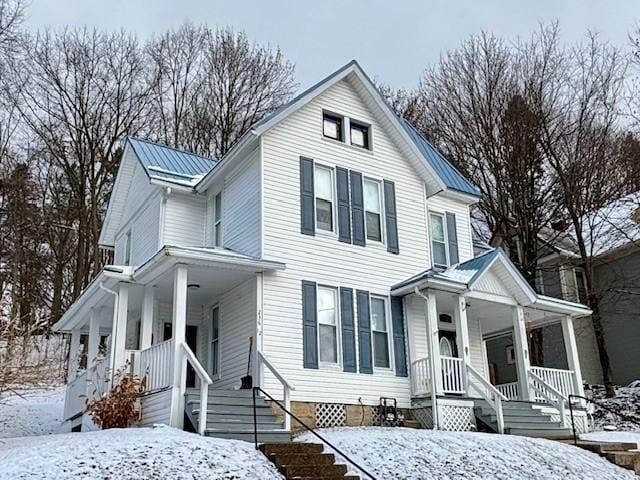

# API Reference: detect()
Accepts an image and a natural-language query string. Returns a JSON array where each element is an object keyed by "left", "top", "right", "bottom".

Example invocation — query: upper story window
[
  {"left": 124, "top": 229, "right": 132, "bottom": 266},
  {"left": 371, "top": 296, "right": 390, "bottom": 368},
  {"left": 317, "top": 286, "right": 339, "bottom": 364},
  {"left": 314, "top": 165, "right": 334, "bottom": 232},
  {"left": 213, "top": 192, "right": 222, "bottom": 247},
  {"left": 350, "top": 121, "right": 370, "bottom": 150},
  {"left": 429, "top": 211, "right": 461, "bottom": 268},
  {"left": 363, "top": 178, "right": 383, "bottom": 242},
  {"left": 574, "top": 268, "right": 588, "bottom": 304},
  {"left": 323, "top": 112, "right": 343, "bottom": 141}
]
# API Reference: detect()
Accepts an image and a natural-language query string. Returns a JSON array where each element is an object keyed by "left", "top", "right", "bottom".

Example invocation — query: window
[
  {"left": 371, "top": 296, "right": 390, "bottom": 368},
  {"left": 210, "top": 306, "right": 220, "bottom": 376},
  {"left": 213, "top": 192, "right": 222, "bottom": 247},
  {"left": 574, "top": 268, "right": 588, "bottom": 304},
  {"left": 124, "top": 230, "right": 132, "bottom": 266},
  {"left": 363, "top": 178, "right": 383, "bottom": 242},
  {"left": 429, "top": 212, "right": 448, "bottom": 267},
  {"left": 506, "top": 345, "right": 516, "bottom": 364},
  {"left": 350, "top": 121, "right": 370, "bottom": 149},
  {"left": 323, "top": 112, "right": 343, "bottom": 141},
  {"left": 317, "top": 286, "right": 339, "bottom": 364},
  {"left": 314, "top": 165, "right": 334, "bottom": 232}
]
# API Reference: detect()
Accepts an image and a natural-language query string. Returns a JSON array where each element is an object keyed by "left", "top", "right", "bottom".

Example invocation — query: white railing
[
  {"left": 258, "top": 350, "right": 295, "bottom": 430},
  {"left": 125, "top": 350, "right": 141, "bottom": 377},
  {"left": 64, "top": 369, "right": 88, "bottom": 421},
  {"left": 441, "top": 356, "right": 465, "bottom": 394},
  {"left": 139, "top": 339, "right": 174, "bottom": 391},
  {"left": 179, "top": 342, "right": 212, "bottom": 435},
  {"left": 495, "top": 381, "right": 519, "bottom": 400},
  {"left": 410, "top": 357, "right": 431, "bottom": 397},
  {"left": 528, "top": 370, "right": 568, "bottom": 427},
  {"left": 530, "top": 366, "right": 575, "bottom": 401},
  {"left": 467, "top": 363, "right": 506, "bottom": 434}
]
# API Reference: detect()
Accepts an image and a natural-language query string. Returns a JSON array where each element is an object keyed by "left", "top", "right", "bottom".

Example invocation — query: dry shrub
[{"left": 86, "top": 367, "right": 146, "bottom": 429}]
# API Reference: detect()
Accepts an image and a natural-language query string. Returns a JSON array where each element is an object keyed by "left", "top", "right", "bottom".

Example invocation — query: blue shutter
[
  {"left": 356, "top": 290, "right": 372, "bottom": 374},
  {"left": 350, "top": 171, "right": 365, "bottom": 246},
  {"left": 336, "top": 167, "right": 352, "bottom": 243},
  {"left": 391, "top": 297, "right": 408, "bottom": 377},
  {"left": 302, "top": 281, "right": 318, "bottom": 369},
  {"left": 340, "top": 287, "right": 356, "bottom": 372},
  {"left": 383, "top": 180, "right": 399, "bottom": 254},
  {"left": 446, "top": 212, "right": 459, "bottom": 264},
  {"left": 300, "top": 157, "right": 315, "bottom": 236}
]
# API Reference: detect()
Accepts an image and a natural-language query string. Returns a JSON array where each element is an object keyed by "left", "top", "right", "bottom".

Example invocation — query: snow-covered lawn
[
  {"left": 0, "top": 425, "right": 282, "bottom": 480},
  {"left": 589, "top": 381, "right": 640, "bottom": 431},
  {"left": 0, "top": 385, "right": 64, "bottom": 438},
  {"left": 298, "top": 427, "right": 636, "bottom": 480}
]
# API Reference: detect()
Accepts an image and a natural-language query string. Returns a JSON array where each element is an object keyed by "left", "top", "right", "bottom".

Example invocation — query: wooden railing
[
  {"left": 180, "top": 342, "right": 212, "bottom": 435},
  {"left": 441, "top": 356, "right": 465, "bottom": 394},
  {"left": 410, "top": 357, "right": 431, "bottom": 397},
  {"left": 257, "top": 350, "right": 295, "bottom": 430},
  {"left": 530, "top": 366, "right": 575, "bottom": 401},
  {"left": 528, "top": 370, "right": 568, "bottom": 427},
  {"left": 139, "top": 339, "right": 174, "bottom": 391},
  {"left": 495, "top": 381, "right": 519, "bottom": 400},
  {"left": 467, "top": 363, "right": 506, "bottom": 434},
  {"left": 64, "top": 369, "right": 88, "bottom": 421}
]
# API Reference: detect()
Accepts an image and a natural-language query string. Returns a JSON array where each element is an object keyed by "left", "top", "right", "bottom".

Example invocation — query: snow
[
  {"left": 439, "top": 267, "right": 478, "bottom": 283},
  {"left": 297, "top": 427, "right": 636, "bottom": 480},
  {"left": 0, "top": 425, "right": 282, "bottom": 480},
  {"left": 588, "top": 382, "right": 640, "bottom": 432},
  {"left": 580, "top": 431, "right": 640, "bottom": 450},
  {"left": 0, "top": 386, "right": 64, "bottom": 438}
]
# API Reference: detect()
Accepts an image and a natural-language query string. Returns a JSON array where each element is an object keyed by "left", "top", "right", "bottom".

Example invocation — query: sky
[{"left": 24, "top": 0, "right": 639, "bottom": 90}]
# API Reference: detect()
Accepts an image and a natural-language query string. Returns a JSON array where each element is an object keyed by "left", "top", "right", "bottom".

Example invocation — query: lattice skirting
[
  {"left": 413, "top": 407, "right": 434, "bottom": 429},
  {"left": 549, "top": 412, "right": 590, "bottom": 433},
  {"left": 439, "top": 404, "right": 475, "bottom": 431},
  {"left": 315, "top": 403, "right": 346, "bottom": 428}
]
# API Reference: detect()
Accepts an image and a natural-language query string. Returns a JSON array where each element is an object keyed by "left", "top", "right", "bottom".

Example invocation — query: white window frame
[
  {"left": 363, "top": 177, "right": 385, "bottom": 244},
  {"left": 314, "top": 164, "right": 337, "bottom": 235},
  {"left": 350, "top": 119, "right": 371, "bottom": 150},
  {"left": 212, "top": 192, "right": 222, "bottom": 247},
  {"left": 208, "top": 305, "right": 221, "bottom": 379},
  {"left": 573, "top": 267, "right": 588, "bottom": 304},
  {"left": 370, "top": 295, "right": 393, "bottom": 371},
  {"left": 124, "top": 229, "right": 132, "bottom": 266},
  {"left": 322, "top": 111, "right": 344, "bottom": 142},
  {"left": 317, "top": 285, "right": 341, "bottom": 367},
  {"left": 428, "top": 210, "right": 450, "bottom": 268}
]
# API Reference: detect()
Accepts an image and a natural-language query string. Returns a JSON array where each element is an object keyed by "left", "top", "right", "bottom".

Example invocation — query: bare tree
[{"left": 0, "top": 0, "right": 24, "bottom": 59}]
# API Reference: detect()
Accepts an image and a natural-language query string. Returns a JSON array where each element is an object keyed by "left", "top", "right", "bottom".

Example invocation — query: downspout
[
  {"left": 414, "top": 286, "right": 439, "bottom": 430},
  {"left": 100, "top": 282, "right": 119, "bottom": 382}
]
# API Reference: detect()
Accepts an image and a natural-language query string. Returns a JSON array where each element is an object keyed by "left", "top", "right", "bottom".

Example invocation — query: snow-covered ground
[
  {"left": 0, "top": 425, "right": 282, "bottom": 480},
  {"left": 298, "top": 427, "right": 636, "bottom": 480},
  {"left": 589, "top": 381, "right": 640, "bottom": 431},
  {"left": 0, "top": 385, "right": 64, "bottom": 438},
  {"left": 580, "top": 431, "right": 640, "bottom": 449}
]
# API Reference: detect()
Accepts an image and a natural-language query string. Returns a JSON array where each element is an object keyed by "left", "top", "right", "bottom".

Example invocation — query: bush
[{"left": 86, "top": 367, "right": 146, "bottom": 429}]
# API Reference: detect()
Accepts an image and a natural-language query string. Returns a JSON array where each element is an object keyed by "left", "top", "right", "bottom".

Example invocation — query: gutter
[{"left": 413, "top": 287, "right": 439, "bottom": 430}]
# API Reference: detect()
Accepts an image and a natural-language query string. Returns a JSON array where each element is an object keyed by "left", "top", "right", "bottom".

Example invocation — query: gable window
[
  {"left": 350, "top": 121, "right": 370, "bottom": 149},
  {"left": 429, "top": 212, "right": 448, "bottom": 268},
  {"left": 210, "top": 306, "right": 220, "bottom": 376},
  {"left": 317, "top": 286, "right": 339, "bottom": 364},
  {"left": 363, "top": 178, "right": 383, "bottom": 242},
  {"left": 124, "top": 229, "right": 132, "bottom": 266},
  {"left": 323, "top": 112, "right": 343, "bottom": 141},
  {"left": 371, "top": 296, "right": 390, "bottom": 368},
  {"left": 213, "top": 192, "right": 222, "bottom": 247},
  {"left": 574, "top": 268, "right": 588, "bottom": 304},
  {"left": 314, "top": 165, "right": 334, "bottom": 232}
]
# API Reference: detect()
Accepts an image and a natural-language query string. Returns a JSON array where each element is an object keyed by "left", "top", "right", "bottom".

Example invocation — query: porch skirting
[{"left": 412, "top": 398, "right": 476, "bottom": 431}]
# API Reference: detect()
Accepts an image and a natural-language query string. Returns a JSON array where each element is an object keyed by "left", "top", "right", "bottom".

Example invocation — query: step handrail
[
  {"left": 252, "top": 386, "right": 377, "bottom": 480},
  {"left": 568, "top": 394, "right": 640, "bottom": 446},
  {"left": 466, "top": 363, "right": 506, "bottom": 434},
  {"left": 528, "top": 370, "right": 567, "bottom": 427},
  {"left": 181, "top": 342, "right": 213, "bottom": 435},
  {"left": 257, "top": 350, "right": 294, "bottom": 430}
]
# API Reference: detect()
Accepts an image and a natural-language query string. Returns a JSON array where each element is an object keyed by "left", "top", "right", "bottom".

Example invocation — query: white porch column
[
  {"left": 139, "top": 286, "right": 155, "bottom": 351},
  {"left": 454, "top": 295, "right": 471, "bottom": 393},
  {"left": 561, "top": 315, "right": 585, "bottom": 398},
  {"left": 425, "top": 293, "right": 443, "bottom": 396},
  {"left": 170, "top": 265, "right": 188, "bottom": 428},
  {"left": 67, "top": 328, "right": 82, "bottom": 382},
  {"left": 512, "top": 306, "right": 531, "bottom": 401},
  {"left": 111, "top": 283, "right": 130, "bottom": 375},
  {"left": 87, "top": 309, "right": 101, "bottom": 370}
]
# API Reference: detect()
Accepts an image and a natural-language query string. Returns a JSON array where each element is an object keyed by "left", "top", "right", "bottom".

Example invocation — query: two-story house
[{"left": 54, "top": 61, "right": 593, "bottom": 440}]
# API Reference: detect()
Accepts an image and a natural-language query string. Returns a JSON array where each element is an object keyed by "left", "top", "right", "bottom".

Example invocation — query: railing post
[
  {"left": 284, "top": 386, "right": 291, "bottom": 431},
  {"left": 495, "top": 396, "right": 505, "bottom": 434},
  {"left": 199, "top": 379, "right": 208, "bottom": 435},
  {"left": 569, "top": 395, "right": 577, "bottom": 446},
  {"left": 561, "top": 316, "right": 585, "bottom": 400},
  {"left": 252, "top": 387, "right": 258, "bottom": 450}
]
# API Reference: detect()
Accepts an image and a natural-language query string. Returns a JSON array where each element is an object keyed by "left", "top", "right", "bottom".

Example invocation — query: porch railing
[
  {"left": 179, "top": 342, "right": 212, "bottom": 434},
  {"left": 257, "top": 350, "right": 295, "bottom": 430},
  {"left": 139, "top": 339, "right": 174, "bottom": 391},
  {"left": 440, "top": 356, "right": 465, "bottom": 394},
  {"left": 528, "top": 370, "right": 568, "bottom": 427},
  {"left": 530, "top": 366, "right": 575, "bottom": 401},
  {"left": 495, "top": 381, "right": 519, "bottom": 400},
  {"left": 467, "top": 363, "right": 506, "bottom": 433},
  {"left": 410, "top": 357, "right": 431, "bottom": 397}
]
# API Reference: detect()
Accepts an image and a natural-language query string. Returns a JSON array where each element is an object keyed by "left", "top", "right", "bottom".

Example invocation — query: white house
[{"left": 54, "top": 60, "right": 592, "bottom": 440}]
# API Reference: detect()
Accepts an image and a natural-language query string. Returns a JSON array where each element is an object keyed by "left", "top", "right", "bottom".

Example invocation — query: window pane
[
  {"left": 212, "top": 309, "right": 219, "bottom": 340},
  {"left": 315, "top": 167, "right": 332, "bottom": 200},
  {"left": 212, "top": 341, "right": 219, "bottom": 374},
  {"left": 316, "top": 199, "right": 333, "bottom": 231},
  {"left": 576, "top": 271, "right": 587, "bottom": 303},
  {"left": 363, "top": 180, "right": 380, "bottom": 212},
  {"left": 317, "top": 288, "right": 336, "bottom": 325},
  {"left": 430, "top": 214, "right": 445, "bottom": 242},
  {"left": 319, "top": 325, "right": 337, "bottom": 363},
  {"left": 351, "top": 124, "right": 368, "bottom": 148},
  {"left": 371, "top": 297, "right": 386, "bottom": 332},
  {"left": 214, "top": 193, "right": 221, "bottom": 221},
  {"left": 433, "top": 241, "right": 447, "bottom": 266},
  {"left": 214, "top": 225, "right": 221, "bottom": 246},
  {"left": 366, "top": 212, "right": 381, "bottom": 241},
  {"left": 373, "top": 331, "right": 390, "bottom": 368},
  {"left": 323, "top": 115, "right": 342, "bottom": 140}
]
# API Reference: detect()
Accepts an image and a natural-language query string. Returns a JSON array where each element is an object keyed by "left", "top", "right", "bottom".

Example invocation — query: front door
[{"left": 439, "top": 330, "right": 458, "bottom": 357}]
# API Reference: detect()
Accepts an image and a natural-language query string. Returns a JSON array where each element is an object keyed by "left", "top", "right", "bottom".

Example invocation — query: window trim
[
  {"left": 317, "top": 285, "right": 342, "bottom": 368},
  {"left": 212, "top": 192, "right": 222, "bottom": 247},
  {"left": 313, "top": 163, "right": 337, "bottom": 235},
  {"left": 573, "top": 267, "right": 588, "bottom": 304},
  {"left": 363, "top": 176, "right": 385, "bottom": 244},
  {"left": 322, "top": 111, "right": 344, "bottom": 142},
  {"left": 370, "top": 294, "right": 393, "bottom": 371},
  {"left": 428, "top": 210, "right": 450, "bottom": 268},
  {"left": 209, "top": 305, "right": 221, "bottom": 380},
  {"left": 350, "top": 119, "right": 371, "bottom": 150}
]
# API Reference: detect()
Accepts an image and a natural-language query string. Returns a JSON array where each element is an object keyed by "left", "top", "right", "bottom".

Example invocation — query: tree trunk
[{"left": 590, "top": 296, "right": 615, "bottom": 397}]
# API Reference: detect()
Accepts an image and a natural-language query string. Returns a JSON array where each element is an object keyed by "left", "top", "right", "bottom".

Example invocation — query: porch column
[
  {"left": 425, "top": 293, "right": 443, "bottom": 396},
  {"left": 111, "top": 283, "right": 130, "bottom": 375},
  {"left": 561, "top": 315, "right": 585, "bottom": 398},
  {"left": 512, "top": 306, "right": 531, "bottom": 401},
  {"left": 454, "top": 295, "right": 471, "bottom": 393},
  {"left": 67, "top": 328, "right": 82, "bottom": 382},
  {"left": 139, "top": 286, "right": 155, "bottom": 351},
  {"left": 87, "top": 309, "right": 101, "bottom": 370},
  {"left": 170, "top": 264, "right": 188, "bottom": 428}
]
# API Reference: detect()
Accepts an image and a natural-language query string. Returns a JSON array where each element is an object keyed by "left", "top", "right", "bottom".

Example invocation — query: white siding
[
  {"left": 163, "top": 192, "right": 207, "bottom": 247},
  {"left": 426, "top": 194, "right": 474, "bottom": 263},
  {"left": 139, "top": 389, "right": 172, "bottom": 426},
  {"left": 474, "top": 270, "right": 511, "bottom": 297},
  {"left": 260, "top": 79, "right": 432, "bottom": 408}
]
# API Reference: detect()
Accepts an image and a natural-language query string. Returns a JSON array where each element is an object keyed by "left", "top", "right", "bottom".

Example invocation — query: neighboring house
[
  {"left": 535, "top": 192, "right": 640, "bottom": 386},
  {"left": 54, "top": 61, "right": 593, "bottom": 439}
]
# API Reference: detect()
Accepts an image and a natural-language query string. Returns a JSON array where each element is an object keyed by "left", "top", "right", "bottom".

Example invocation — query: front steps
[
  {"left": 261, "top": 442, "right": 360, "bottom": 480},
  {"left": 474, "top": 400, "right": 572, "bottom": 438},
  {"left": 561, "top": 440, "right": 640, "bottom": 475},
  {"left": 185, "top": 387, "right": 291, "bottom": 443}
]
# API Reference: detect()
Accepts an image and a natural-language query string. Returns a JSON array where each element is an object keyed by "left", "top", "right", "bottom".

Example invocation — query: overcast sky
[{"left": 24, "top": 0, "right": 639, "bottom": 89}]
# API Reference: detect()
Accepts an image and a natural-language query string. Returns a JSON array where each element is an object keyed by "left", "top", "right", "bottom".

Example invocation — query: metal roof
[{"left": 127, "top": 137, "right": 217, "bottom": 187}]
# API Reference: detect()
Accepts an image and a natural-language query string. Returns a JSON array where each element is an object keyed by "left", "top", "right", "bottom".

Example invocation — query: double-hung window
[
  {"left": 429, "top": 212, "right": 448, "bottom": 268},
  {"left": 213, "top": 192, "right": 222, "bottom": 246},
  {"left": 323, "top": 112, "right": 343, "bottom": 141},
  {"left": 371, "top": 296, "right": 390, "bottom": 368},
  {"left": 315, "top": 165, "right": 334, "bottom": 232},
  {"left": 210, "top": 306, "right": 220, "bottom": 376},
  {"left": 317, "top": 286, "right": 339, "bottom": 364},
  {"left": 574, "top": 268, "right": 588, "bottom": 304},
  {"left": 350, "top": 121, "right": 370, "bottom": 149},
  {"left": 363, "top": 178, "right": 383, "bottom": 242}
]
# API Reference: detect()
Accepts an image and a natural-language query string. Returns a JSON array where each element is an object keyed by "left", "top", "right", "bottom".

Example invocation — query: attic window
[
  {"left": 350, "top": 121, "right": 370, "bottom": 149},
  {"left": 323, "top": 112, "right": 343, "bottom": 141}
]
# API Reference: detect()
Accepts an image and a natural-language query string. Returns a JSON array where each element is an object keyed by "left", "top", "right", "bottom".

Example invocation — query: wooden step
[
  {"left": 271, "top": 452, "right": 336, "bottom": 468},
  {"left": 282, "top": 463, "right": 348, "bottom": 478},
  {"left": 573, "top": 440, "right": 638, "bottom": 454},
  {"left": 506, "top": 427, "right": 572, "bottom": 439},
  {"left": 261, "top": 442, "right": 324, "bottom": 455},
  {"left": 604, "top": 451, "right": 640, "bottom": 470}
]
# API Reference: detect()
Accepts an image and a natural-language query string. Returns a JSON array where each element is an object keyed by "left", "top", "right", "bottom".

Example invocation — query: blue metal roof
[
  {"left": 128, "top": 138, "right": 217, "bottom": 185},
  {"left": 399, "top": 119, "right": 481, "bottom": 197}
]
